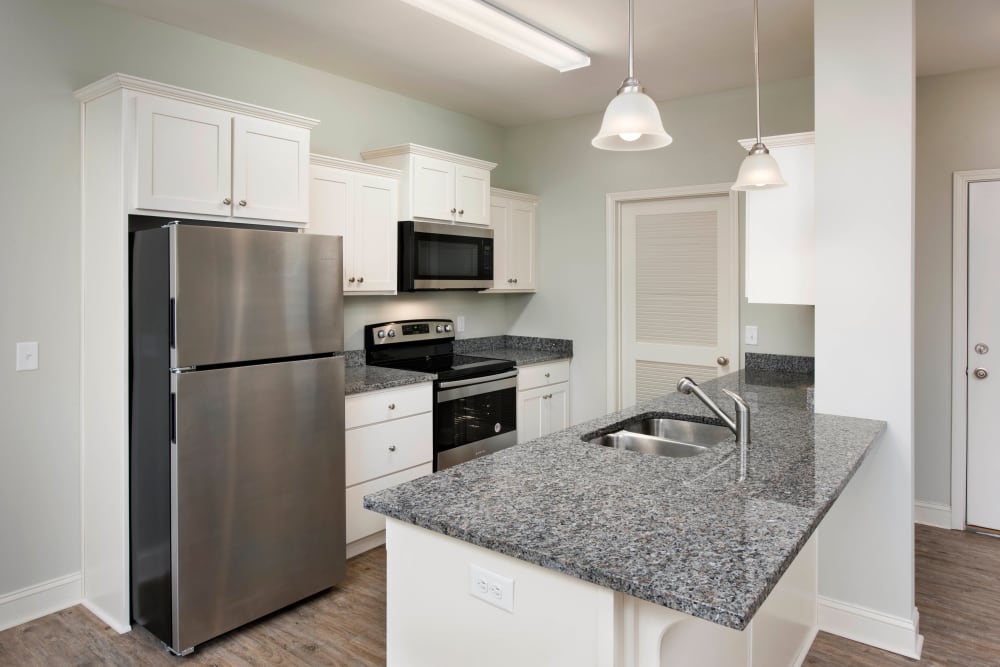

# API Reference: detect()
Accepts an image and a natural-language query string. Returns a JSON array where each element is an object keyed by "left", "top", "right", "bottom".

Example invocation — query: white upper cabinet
[
  {"left": 741, "top": 132, "right": 815, "bottom": 305},
  {"left": 309, "top": 155, "right": 400, "bottom": 295},
  {"left": 132, "top": 88, "right": 316, "bottom": 226},
  {"left": 488, "top": 188, "right": 538, "bottom": 292},
  {"left": 361, "top": 144, "right": 496, "bottom": 225}
]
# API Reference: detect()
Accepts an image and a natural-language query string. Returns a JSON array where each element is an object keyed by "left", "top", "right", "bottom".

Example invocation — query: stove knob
[
  {"left": 377, "top": 330, "right": 386, "bottom": 339},
  {"left": 444, "top": 324, "right": 453, "bottom": 332},
  {"left": 436, "top": 325, "right": 444, "bottom": 333},
  {"left": 388, "top": 329, "right": 396, "bottom": 338}
]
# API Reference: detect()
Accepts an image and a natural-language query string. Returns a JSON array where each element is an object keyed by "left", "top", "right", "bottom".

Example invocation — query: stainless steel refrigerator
[{"left": 129, "top": 223, "right": 345, "bottom": 655}]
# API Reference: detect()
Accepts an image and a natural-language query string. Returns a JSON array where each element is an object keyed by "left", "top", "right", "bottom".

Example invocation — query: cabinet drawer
[
  {"left": 517, "top": 360, "right": 570, "bottom": 391},
  {"left": 346, "top": 464, "right": 432, "bottom": 543},
  {"left": 346, "top": 383, "right": 432, "bottom": 429},
  {"left": 345, "top": 412, "right": 433, "bottom": 486}
]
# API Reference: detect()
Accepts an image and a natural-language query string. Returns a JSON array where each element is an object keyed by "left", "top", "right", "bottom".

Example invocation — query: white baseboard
[
  {"left": 0, "top": 573, "right": 81, "bottom": 632},
  {"left": 347, "top": 531, "right": 386, "bottom": 559},
  {"left": 80, "top": 598, "right": 131, "bottom": 634},
  {"left": 914, "top": 500, "right": 952, "bottom": 529},
  {"left": 818, "top": 596, "right": 923, "bottom": 659}
]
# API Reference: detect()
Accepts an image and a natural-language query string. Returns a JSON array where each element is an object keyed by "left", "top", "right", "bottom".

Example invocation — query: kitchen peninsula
[{"left": 365, "top": 369, "right": 885, "bottom": 667}]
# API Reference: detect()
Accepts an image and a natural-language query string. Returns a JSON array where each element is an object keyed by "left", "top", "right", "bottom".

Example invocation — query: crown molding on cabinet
[
  {"left": 491, "top": 187, "right": 539, "bottom": 203},
  {"left": 360, "top": 143, "right": 497, "bottom": 172},
  {"left": 738, "top": 131, "right": 815, "bottom": 150},
  {"left": 310, "top": 153, "right": 402, "bottom": 179},
  {"left": 73, "top": 73, "right": 320, "bottom": 130}
]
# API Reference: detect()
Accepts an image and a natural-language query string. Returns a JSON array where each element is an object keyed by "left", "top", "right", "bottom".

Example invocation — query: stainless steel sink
[
  {"left": 590, "top": 432, "right": 708, "bottom": 457},
  {"left": 585, "top": 417, "right": 733, "bottom": 459}
]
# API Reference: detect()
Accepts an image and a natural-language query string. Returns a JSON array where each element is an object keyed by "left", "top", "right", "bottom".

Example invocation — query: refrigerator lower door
[{"left": 171, "top": 355, "right": 345, "bottom": 653}]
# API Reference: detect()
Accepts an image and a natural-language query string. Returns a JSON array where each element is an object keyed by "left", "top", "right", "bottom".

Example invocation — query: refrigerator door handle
[{"left": 169, "top": 392, "right": 177, "bottom": 445}]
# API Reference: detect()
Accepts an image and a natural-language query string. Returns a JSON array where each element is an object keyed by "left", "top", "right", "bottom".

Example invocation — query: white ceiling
[{"left": 97, "top": 0, "right": 1000, "bottom": 127}]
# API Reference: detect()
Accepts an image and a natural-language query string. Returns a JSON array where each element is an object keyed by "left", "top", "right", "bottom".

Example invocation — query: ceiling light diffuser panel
[{"left": 398, "top": 0, "right": 590, "bottom": 72}]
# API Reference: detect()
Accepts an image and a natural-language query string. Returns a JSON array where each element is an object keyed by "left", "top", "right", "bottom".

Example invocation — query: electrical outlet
[
  {"left": 469, "top": 564, "right": 514, "bottom": 612},
  {"left": 16, "top": 342, "right": 38, "bottom": 371},
  {"left": 457, "top": 315, "right": 466, "bottom": 333},
  {"left": 744, "top": 325, "right": 759, "bottom": 346}
]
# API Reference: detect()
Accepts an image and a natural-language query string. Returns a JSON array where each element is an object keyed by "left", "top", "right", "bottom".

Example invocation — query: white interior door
[
  {"left": 620, "top": 196, "right": 738, "bottom": 406},
  {"left": 967, "top": 179, "right": 1000, "bottom": 531}
]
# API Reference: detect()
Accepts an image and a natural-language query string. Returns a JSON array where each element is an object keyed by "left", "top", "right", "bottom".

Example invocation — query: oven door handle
[{"left": 437, "top": 369, "right": 518, "bottom": 389}]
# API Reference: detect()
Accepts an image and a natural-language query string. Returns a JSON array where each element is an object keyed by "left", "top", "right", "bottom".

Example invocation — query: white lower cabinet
[
  {"left": 344, "top": 384, "right": 432, "bottom": 556},
  {"left": 516, "top": 360, "right": 571, "bottom": 444}
]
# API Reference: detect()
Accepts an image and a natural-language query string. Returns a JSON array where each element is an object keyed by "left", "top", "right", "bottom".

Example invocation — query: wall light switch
[
  {"left": 16, "top": 341, "right": 39, "bottom": 371},
  {"left": 457, "top": 315, "right": 466, "bottom": 333},
  {"left": 469, "top": 564, "right": 514, "bottom": 612},
  {"left": 744, "top": 325, "right": 759, "bottom": 346}
]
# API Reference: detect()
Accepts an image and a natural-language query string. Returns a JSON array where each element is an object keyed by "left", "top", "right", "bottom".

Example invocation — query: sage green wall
[
  {"left": 914, "top": 66, "right": 1000, "bottom": 509},
  {"left": 495, "top": 78, "right": 816, "bottom": 422},
  {"left": 0, "top": 0, "right": 508, "bottom": 600}
]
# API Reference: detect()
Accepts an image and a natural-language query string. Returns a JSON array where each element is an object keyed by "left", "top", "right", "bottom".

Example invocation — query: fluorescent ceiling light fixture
[{"left": 399, "top": 0, "right": 590, "bottom": 72}]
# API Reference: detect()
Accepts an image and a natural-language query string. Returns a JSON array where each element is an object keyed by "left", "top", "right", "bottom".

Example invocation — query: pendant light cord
[
  {"left": 753, "top": 0, "right": 761, "bottom": 144},
  {"left": 628, "top": 0, "right": 634, "bottom": 79}
]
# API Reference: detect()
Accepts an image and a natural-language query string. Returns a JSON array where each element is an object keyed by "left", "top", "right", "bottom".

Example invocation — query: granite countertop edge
[{"left": 364, "top": 369, "right": 886, "bottom": 630}]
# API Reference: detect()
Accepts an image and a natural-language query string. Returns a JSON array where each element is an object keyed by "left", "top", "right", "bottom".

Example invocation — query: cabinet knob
[
  {"left": 388, "top": 403, "right": 396, "bottom": 410},
  {"left": 223, "top": 197, "right": 232, "bottom": 205},
  {"left": 717, "top": 356, "right": 730, "bottom": 367},
  {"left": 458, "top": 209, "right": 464, "bottom": 215},
  {"left": 450, "top": 208, "right": 457, "bottom": 214},
  {"left": 348, "top": 277, "right": 356, "bottom": 283},
  {"left": 513, "top": 278, "right": 518, "bottom": 284},
  {"left": 357, "top": 276, "right": 364, "bottom": 284},
  {"left": 974, "top": 368, "right": 989, "bottom": 380},
  {"left": 388, "top": 445, "right": 397, "bottom": 452},
  {"left": 544, "top": 372, "right": 550, "bottom": 378},
  {"left": 239, "top": 199, "right": 247, "bottom": 207}
]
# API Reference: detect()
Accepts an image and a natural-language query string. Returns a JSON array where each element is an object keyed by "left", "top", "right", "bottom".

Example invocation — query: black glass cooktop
[{"left": 372, "top": 353, "right": 515, "bottom": 382}]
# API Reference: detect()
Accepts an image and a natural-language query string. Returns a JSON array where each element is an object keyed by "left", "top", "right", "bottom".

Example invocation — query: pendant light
[
  {"left": 732, "top": 0, "right": 785, "bottom": 190},
  {"left": 592, "top": 0, "right": 671, "bottom": 151}
]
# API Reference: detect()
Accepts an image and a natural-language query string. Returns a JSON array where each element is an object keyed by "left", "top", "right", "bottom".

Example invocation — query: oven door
[
  {"left": 399, "top": 221, "right": 494, "bottom": 291},
  {"left": 434, "top": 370, "right": 517, "bottom": 470}
]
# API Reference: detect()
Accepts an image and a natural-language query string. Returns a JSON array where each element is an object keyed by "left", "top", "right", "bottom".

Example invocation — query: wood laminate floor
[{"left": 1, "top": 524, "right": 998, "bottom": 665}]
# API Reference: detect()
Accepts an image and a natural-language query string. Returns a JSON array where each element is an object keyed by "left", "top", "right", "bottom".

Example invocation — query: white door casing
[
  {"left": 966, "top": 179, "right": 1000, "bottom": 531},
  {"left": 606, "top": 185, "right": 739, "bottom": 411},
  {"left": 950, "top": 169, "right": 1000, "bottom": 530}
]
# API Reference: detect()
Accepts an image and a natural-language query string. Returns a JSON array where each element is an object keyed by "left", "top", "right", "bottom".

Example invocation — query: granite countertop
[
  {"left": 364, "top": 369, "right": 884, "bottom": 630},
  {"left": 343, "top": 336, "right": 573, "bottom": 395}
]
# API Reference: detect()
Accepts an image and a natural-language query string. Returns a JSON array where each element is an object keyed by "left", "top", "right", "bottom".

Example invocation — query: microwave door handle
[{"left": 437, "top": 369, "right": 518, "bottom": 389}]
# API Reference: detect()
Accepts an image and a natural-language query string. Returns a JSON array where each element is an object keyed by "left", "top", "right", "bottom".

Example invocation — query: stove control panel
[{"left": 366, "top": 319, "right": 455, "bottom": 347}]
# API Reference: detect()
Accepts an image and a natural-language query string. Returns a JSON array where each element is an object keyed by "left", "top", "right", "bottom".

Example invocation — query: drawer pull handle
[
  {"left": 388, "top": 403, "right": 396, "bottom": 410},
  {"left": 388, "top": 445, "right": 397, "bottom": 452}
]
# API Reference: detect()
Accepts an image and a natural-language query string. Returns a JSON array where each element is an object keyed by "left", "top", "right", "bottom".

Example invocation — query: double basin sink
[{"left": 585, "top": 417, "right": 733, "bottom": 458}]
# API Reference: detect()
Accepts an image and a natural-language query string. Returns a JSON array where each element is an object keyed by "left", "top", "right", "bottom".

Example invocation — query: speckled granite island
[{"left": 365, "top": 368, "right": 885, "bottom": 667}]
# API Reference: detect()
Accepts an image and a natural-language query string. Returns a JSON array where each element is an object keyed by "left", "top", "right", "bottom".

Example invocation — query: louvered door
[{"left": 620, "top": 196, "right": 737, "bottom": 406}]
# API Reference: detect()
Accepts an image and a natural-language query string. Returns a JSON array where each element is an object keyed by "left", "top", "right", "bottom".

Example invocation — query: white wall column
[{"left": 813, "top": 0, "right": 920, "bottom": 658}]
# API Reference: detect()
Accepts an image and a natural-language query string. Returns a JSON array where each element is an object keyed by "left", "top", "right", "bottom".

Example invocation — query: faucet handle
[{"left": 721, "top": 388, "right": 749, "bottom": 410}]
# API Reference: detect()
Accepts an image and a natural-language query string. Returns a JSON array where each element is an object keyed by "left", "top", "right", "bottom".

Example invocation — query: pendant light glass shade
[
  {"left": 732, "top": 144, "right": 785, "bottom": 190},
  {"left": 732, "top": 0, "right": 785, "bottom": 190},
  {"left": 592, "top": 0, "right": 670, "bottom": 151}
]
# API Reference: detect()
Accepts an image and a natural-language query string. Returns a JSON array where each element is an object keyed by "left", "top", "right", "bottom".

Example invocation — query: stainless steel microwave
[{"left": 398, "top": 221, "right": 494, "bottom": 291}]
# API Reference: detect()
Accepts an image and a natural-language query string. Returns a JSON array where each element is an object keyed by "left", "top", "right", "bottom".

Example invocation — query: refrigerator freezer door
[
  {"left": 171, "top": 225, "right": 343, "bottom": 367},
  {"left": 171, "top": 355, "right": 345, "bottom": 652}
]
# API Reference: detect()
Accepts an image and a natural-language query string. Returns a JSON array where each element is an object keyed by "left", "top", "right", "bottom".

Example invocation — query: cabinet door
[
  {"left": 232, "top": 116, "right": 310, "bottom": 224},
  {"left": 507, "top": 200, "right": 537, "bottom": 289},
  {"left": 489, "top": 198, "right": 511, "bottom": 288},
  {"left": 135, "top": 96, "right": 233, "bottom": 216},
  {"left": 516, "top": 385, "right": 547, "bottom": 444},
  {"left": 353, "top": 173, "right": 398, "bottom": 293},
  {"left": 454, "top": 164, "right": 490, "bottom": 225},
  {"left": 411, "top": 155, "right": 455, "bottom": 221},
  {"left": 543, "top": 382, "right": 570, "bottom": 436},
  {"left": 308, "top": 165, "right": 353, "bottom": 284}
]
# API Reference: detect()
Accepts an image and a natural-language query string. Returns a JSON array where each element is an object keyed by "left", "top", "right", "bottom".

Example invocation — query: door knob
[
  {"left": 974, "top": 368, "right": 989, "bottom": 379},
  {"left": 975, "top": 343, "right": 990, "bottom": 355},
  {"left": 717, "top": 356, "right": 730, "bottom": 366}
]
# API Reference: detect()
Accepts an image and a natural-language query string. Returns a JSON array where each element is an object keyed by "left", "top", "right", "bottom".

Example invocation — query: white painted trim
[
  {"left": 81, "top": 599, "right": 131, "bottom": 634},
  {"left": 818, "top": 596, "right": 923, "bottom": 659},
  {"left": 490, "top": 187, "right": 539, "bottom": 203},
  {"left": 73, "top": 73, "right": 319, "bottom": 128},
  {"left": 914, "top": 500, "right": 953, "bottom": 529},
  {"left": 310, "top": 153, "right": 401, "bottom": 179},
  {"left": 792, "top": 625, "right": 820, "bottom": 667},
  {"left": 604, "top": 183, "right": 741, "bottom": 413},
  {"left": 951, "top": 169, "right": 1000, "bottom": 530},
  {"left": 360, "top": 143, "right": 497, "bottom": 171},
  {"left": 0, "top": 573, "right": 81, "bottom": 632},
  {"left": 347, "top": 531, "right": 387, "bottom": 559},
  {"left": 738, "top": 131, "right": 815, "bottom": 151}
]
